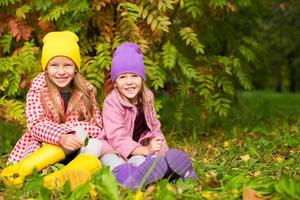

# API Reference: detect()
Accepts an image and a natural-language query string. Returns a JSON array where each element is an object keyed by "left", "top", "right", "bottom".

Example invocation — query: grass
[{"left": 1, "top": 91, "right": 300, "bottom": 199}]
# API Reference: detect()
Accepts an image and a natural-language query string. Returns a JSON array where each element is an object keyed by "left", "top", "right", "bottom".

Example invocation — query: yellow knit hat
[{"left": 42, "top": 31, "right": 81, "bottom": 70}]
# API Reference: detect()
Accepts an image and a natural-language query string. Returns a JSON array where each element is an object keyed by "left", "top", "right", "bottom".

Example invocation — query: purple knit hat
[{"left": 111, "top": 42, "right": 146, "bottom": 82}]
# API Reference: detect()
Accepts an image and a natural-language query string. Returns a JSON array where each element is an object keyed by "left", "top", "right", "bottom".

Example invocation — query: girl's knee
[
  {"left": 100, "top": 154, "right": 125, "bottom": 171},
  {"left": 80, "top": 139, "right": 102, "bottom": 157}
]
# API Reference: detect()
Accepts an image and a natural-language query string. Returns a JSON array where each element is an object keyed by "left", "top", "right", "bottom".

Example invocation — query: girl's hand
[
  {"left": 59, "top": 134, "right": 84, "bottom": 151},
  {"left": 147, "top": 136, "right": 164, "bottom": 152}
]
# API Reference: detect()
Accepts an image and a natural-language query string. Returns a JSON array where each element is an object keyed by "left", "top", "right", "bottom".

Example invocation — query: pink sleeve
[
  {"left": 102, "top": 97, "right": 140, "bottom": 159},
  {"left": 26, "top": 89, "right": 72, "bottom": 144}
]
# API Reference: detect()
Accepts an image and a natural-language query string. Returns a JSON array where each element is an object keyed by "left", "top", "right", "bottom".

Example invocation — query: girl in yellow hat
[{"left": 0, "top": 31, "right": 113, "bottom": 191}]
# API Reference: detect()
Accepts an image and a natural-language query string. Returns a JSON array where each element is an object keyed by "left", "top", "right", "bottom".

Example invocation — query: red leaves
[
  {"left": 0, "top": 13, "right": 8, "bottom": 37},
  {"left": 38, "top": 20, "right": 56, "bottom": 33},
  {"left": 19, "top": 76, "right": 31, "bottom": 90},
  {"left": 8, "top": 18, "right": 33, "bottom": 41}
]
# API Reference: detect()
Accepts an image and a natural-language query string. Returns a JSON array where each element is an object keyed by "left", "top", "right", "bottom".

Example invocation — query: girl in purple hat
[{"left": 101, "top": 42, "right": 197, "bottom": 189}]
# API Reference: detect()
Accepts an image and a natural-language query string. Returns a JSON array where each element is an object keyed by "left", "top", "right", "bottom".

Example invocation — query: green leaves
[
  {"left": 84, "top": 137, "right": 89, "bottom": 147},
  {"left": 275, "top": 176, "right": 300, "bottom": 199},
  {"left": 0, "top": 33, "right": 12, "bottom": 54},
  {"left": 209, "top": 0, "right": 228, "bottom": 9},
  {"left": 0, "top": 97, "right": 26, "bottom": 127},
  {"left": 16, "top": 4, "right": 31, "bottom": 19},
  {"left": 0, "top": 42, "right": 36, "bottom": 97},
  {"left": 144, "top": 56, "right": 166, "bottom": 90},
  {"left": 177, "top": 53, "right": 198, "bottom": 80},
  {"left": 180, "top": 27, "right": 205, "bottom": 54},
  {"left": 0, "top": 0, "right": 20, "bottom": 6},
  {"left": 151, "top": 15, "right": 171, "bottom": 32},
  {"left": 34, "top": 0, "right": 52, "bottom": 12},
  {"left": 185, "top": 0, "right": 202, "bottom": 18},
  {"left": 157, "top": 0, "right": 176, "bottom": 12},
  {"left": 118, "top": 2, "right": 140, "bottom": 21},
  {"left": 238, "top": 37, "right": 259, "bottom": 62},
  {"left": 161, "top": 42, "right": 177, "bottom": 69},
  {"left": 93, "top": 167, "right": 120, "bottom": 200},
  {"left": 81, "top": 43, "right": 108, "bottom": 91}
]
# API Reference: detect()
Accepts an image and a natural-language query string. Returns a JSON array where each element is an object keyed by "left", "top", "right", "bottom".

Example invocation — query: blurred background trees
[{"left": 0, "top": 0, "right": 299, "bottom": 134}]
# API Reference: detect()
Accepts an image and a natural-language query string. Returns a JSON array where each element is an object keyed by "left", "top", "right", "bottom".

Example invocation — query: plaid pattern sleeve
[{"left": 26, "top": 88, "right": 73, "bottom": 144}]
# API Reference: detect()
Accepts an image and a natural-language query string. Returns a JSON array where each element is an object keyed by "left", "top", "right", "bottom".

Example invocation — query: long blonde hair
[
  {"left": 44, "top": 72, "right": 94, "bottom": 123},
  {"left": 139, "top": 81, "right": 150, "bottom": 107}
]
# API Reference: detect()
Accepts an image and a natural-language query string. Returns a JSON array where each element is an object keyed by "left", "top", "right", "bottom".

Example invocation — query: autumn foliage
[{"left": 0, "top": 0, "right": 254, "bottom": 129}]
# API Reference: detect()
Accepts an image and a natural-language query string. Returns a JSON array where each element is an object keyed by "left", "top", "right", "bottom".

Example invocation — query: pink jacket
[
  {"left": 8, "top": 72, "right": 113, "bottom": 164},
  {"left": 102, "top": 88, "right": 168, "bottom": 159}
]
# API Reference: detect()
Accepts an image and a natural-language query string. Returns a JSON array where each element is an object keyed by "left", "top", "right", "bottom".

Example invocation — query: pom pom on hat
[
  {"left": 42, "top": 31, "right": 81, "bottom": 70},
  {"left": 111, "top": 42, "right": 146, "bottom": 82}
]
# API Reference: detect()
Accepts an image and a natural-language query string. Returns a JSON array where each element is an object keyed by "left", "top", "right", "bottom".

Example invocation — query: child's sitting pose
[
  {"left": 0, "top": 31, "right": 112, "bottom": 190},
  {"left": 101, "top": 42, "right": 197, "bottom": 189}
]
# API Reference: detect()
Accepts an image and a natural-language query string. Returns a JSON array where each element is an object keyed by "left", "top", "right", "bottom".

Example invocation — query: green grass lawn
[{"left": 1, "top": 91, "right": 300, "bottom": 199}]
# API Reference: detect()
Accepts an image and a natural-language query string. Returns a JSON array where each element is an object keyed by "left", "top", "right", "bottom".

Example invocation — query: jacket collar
[
  {"left": 111, "top": 88, "right": 134, "bottom": 108},
  {"left": 29, "top": 72, "right": 47, "bottom": 91}
]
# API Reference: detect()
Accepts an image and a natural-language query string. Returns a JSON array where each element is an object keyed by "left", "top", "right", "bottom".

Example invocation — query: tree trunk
[
  {"left": 289, "top": 64, "right": 297, "bottom": 92},
  {"left": 274, "top": 64, "right": 282, "bottom": 92}
]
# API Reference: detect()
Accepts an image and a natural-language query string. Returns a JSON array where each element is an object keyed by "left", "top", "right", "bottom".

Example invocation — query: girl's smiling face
[
  {"left": 46, "top": 56, "right": 77, "bottom": 91},
  {"left": 114, "top": 73, "right": 143, "bottom": 104}
]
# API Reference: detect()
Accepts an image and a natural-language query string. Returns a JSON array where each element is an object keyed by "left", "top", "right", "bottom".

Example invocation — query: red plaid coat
[{"left": 7, "top": 72, "right": 113, "bottom": 164}]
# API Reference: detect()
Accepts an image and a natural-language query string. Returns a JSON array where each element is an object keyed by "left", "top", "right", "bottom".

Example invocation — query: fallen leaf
[
  {"left": 144, "top": 185, "right": 155, "bottom": 196},
  {"left": 232, "top": 189, "right": 239, "bottom": 194},
  {"left": 275, "top": 156, "right": 284, "bottom": 163},
  {"left": 166, "top": 183, "right": 174, "bottom": 192},
  {"left": 243, "top": 188, "right": 271, "bottom": 200},
  {"left": 203, "top": 158, "right": 209, "bottom": 164},
  {"left": 89, "top": 184, "right": 98, "bottom": 200},
  {"left": 202, "top": 191, "right": 212, "bottom": 199},
  {"left": 223, "top": 141, "right": 229, "bottom": 148},
  {"left": 135, "top": 190, "right": 143, "bottom": 200},
  {"left": 253, "top": 171, "right": 261, "bottom": 177},
  {"left": 241, "top": 154, "right": 250, "bottom": 161}
]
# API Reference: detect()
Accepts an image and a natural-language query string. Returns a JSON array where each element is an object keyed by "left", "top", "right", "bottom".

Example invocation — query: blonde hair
[
  {"left": 140, "top": 81, "right": 150, "bottom": 107},
  {"left": 43, "top": 72, "right": 94, "bottom": 123}
]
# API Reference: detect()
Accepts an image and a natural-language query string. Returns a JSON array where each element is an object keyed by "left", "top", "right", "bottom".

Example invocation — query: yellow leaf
[
  {"left": 89, "top": 184, "right": 98, "bottom": 200},
  {"left": 241, "top": 154, "right": 250, "bottom": 161},
  {"left": 180, "top": 0, "right": 185, "bottom": 8},
  {"left": 223, "top": 141, "right": 229, "bottom": 148},
  {"left": 158, "top": 0, "right": 163, "bottom": 10},
  {"left": 275, "top": 156, "right": 284, "bottom": 163},
  {"left": 166, "top": 183, "right": 174, "bottom": 192},
  {"left": 232, "top": 189, "right": 239, "bottom": 194},
  {"left": 202, "top": 191, "right": 212, "bottom": 199},
  {"left": 253, "top": 171, "right": 261, "bottom": 177},
  {"left": 135, "top": 190, "right": 143, "bottom": 200},
  {"left": 203, "top": 158, "right": 209, "bottom": 164},
  {"left": 142, "top": 8, "right": 148, "bottom": 19},
  {"left": 147, "top": 13, "right": 153, "bottom": 25},
  {"left": 151, "top": 19, "right": 158, "bottom": 31}
]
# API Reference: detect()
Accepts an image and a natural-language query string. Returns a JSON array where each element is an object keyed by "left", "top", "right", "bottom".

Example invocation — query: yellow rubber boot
[
  {"left": 43, "top": 154, "right": 101, "bottom": 191},
  {"left": 0, "top": 144, "right": 65, "bottom": 189}
]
